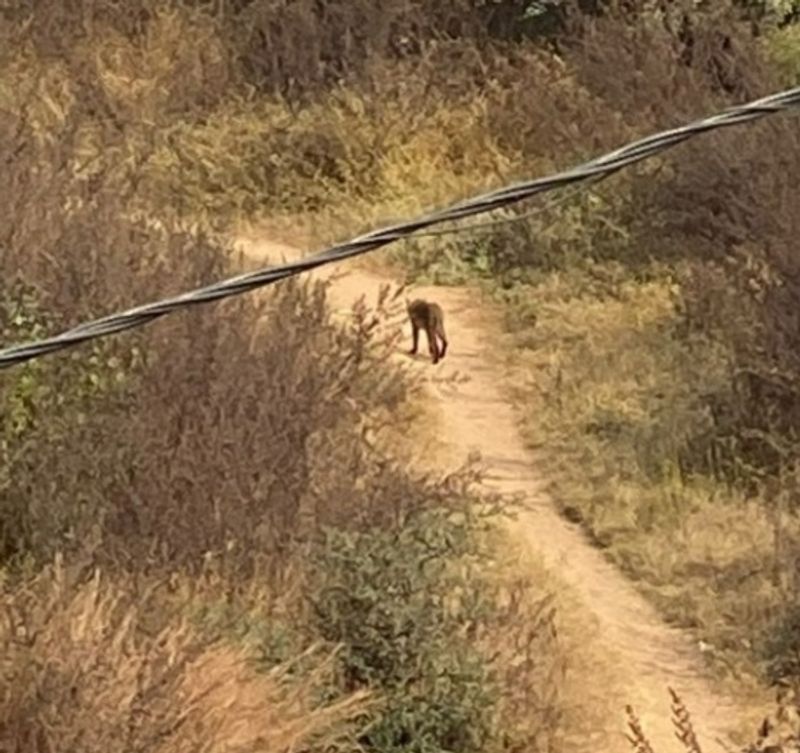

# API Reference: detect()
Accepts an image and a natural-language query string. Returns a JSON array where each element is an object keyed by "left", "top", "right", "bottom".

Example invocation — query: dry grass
[
  {"left": 627, "top": 686, "right": 800, "bottom": 753},
  {"left": 0, "top": 93, "right": 442, "bottom": 576},
  {"left": 505, "top": 262, "right": 800, "bottom": 681},
  {"left": 480, "top": 5, "right": 800, "bottom": 691},
  {"left": 0, "top": 562, "right": 370, "bottom": 753}
]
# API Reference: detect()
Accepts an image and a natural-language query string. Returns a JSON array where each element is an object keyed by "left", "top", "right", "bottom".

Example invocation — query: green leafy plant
[{"left": 309, "top": 507, "right": 499, "bottom": 753}]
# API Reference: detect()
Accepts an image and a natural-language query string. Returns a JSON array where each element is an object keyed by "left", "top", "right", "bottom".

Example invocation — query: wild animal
[{"left": 407, "top": 299, "right": 448, "bottom": 364}]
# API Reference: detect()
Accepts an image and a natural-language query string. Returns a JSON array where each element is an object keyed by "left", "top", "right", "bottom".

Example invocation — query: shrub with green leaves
[{"left": 309, "top": 507, "right": 502, "bottom": 753}]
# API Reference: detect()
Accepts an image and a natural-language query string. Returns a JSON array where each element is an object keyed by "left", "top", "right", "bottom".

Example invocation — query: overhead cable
[{"left": 1, "top": 85, "right": 799, "bottom": 369}]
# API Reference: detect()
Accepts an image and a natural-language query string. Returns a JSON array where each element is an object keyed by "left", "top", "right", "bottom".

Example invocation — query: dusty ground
[{"left": 234, "top": 230, "right": 765, "bottom": 753}]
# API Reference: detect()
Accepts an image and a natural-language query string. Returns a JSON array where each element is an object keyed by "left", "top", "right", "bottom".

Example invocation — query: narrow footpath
[{"left": 236, "top": 232, "right": 758, "bottom": 753}]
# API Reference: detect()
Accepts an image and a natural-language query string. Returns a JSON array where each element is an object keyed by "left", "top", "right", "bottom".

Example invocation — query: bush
[
  {"left": 519, "top": 4, "right": 800, "bottom": 489},
  {"left": 308, "top": 505, "right": 562, "bottom": 753},
  {"left": 310, "top": 508, "right": 496, "bottom": 753},
  {"left": 222, "top": 0, "right": 561, "bottom": 97},
  {"left": 622, "top": 36, "right": 800, "bottom": 480},
  {"left": 763, "top": 21, "right": 800, "bottom": 83},
  {"left": 0, "top": 42, "right": 574, "bottom": 751}
]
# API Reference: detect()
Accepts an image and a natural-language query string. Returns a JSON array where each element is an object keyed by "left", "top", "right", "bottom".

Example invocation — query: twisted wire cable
[{"left": 1, "top": 85, "right": 799, "bottom": 370}]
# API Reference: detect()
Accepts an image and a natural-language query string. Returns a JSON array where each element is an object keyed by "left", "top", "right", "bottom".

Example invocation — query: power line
[{"left": 1, "top": 85, "right": 799, "bottom": 370}]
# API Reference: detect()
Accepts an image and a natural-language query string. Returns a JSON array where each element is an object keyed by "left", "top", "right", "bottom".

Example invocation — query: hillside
[{"left": 2, "top": 1, "right": 800, "bottom": 751}]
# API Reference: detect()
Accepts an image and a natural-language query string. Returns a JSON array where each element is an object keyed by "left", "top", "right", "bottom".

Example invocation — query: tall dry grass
[
  {"left": 627, "top": 686, "right": 800, "bottom": 753},
  {"left": 0, "top": 562, "right": 369, "bottom": 753},
  {"left": 0, "top": 93, "right": 445, "bottom": 577}
]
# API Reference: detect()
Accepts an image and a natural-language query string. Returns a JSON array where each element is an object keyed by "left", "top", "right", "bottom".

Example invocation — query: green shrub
[
  {"left": 307, "top": 502, "right": 565, "bottom": 753},
  {"left": 309, "top": 507, "right": 498, "bottom": 753},
  {"left": 764, "top": 22, "right": 800, "bottom": 83}
]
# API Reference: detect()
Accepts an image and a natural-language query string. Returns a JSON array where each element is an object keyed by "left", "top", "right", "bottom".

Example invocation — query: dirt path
[{"left": 235, "top": 233, "right": 756, "bottom": 753}]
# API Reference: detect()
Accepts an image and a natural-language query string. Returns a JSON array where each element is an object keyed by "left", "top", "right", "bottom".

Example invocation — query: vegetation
[
  {"left": 5, "top": 0, "right": 800, "bottom": 749},
  {"left": 493, "top": 8, "right": 800, "bottom": 688},
  {"left": 0, "top": 2, "right": 569, "bottom": 750}
]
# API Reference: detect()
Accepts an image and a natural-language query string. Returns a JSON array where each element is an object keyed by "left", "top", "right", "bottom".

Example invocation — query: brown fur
[{"left": 407, "top": 299, "right": 448, "bottom": 364}]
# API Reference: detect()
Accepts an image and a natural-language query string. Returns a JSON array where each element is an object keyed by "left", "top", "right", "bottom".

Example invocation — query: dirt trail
[{"left": 235, "top": 233, "right": 754, "bottom": 753}]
